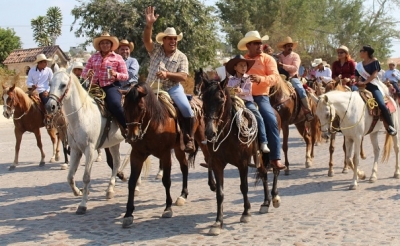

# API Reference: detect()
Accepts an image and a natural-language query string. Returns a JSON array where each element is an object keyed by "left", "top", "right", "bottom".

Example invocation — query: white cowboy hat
[
  {"left": 93, "top": 32, "right": 119, "bottom": 51},
  {"left": 33, "top": 54, "right": 52, "bottom": 63},
  {"left": 277, "top": 36, "right": 298, "bottom": 51},
  {"left": 337, "top": 45, "right": 349, "bottom": 54},
  {"left": 388, "top": 60, "right": 397, "bottom": 66},
  {"left": 155, "top": 27, "right": 183, "bottom": 44},
  {"left": 72, "top": 61, "right": 84, "bottom": 70},
  {"left": 311, "top": 58, "right": 324, "bottom": 67},
  {"left": 237, "top": 31, "right": 263, "bottom": 51},
  {"left": 118, "top": 39, "right": 134, "bottom": 51}
]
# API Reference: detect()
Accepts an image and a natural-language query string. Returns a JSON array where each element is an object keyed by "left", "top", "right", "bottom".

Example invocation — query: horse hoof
[
  {"left": 175, "top": 197, "right": 186, "bottom": 206},
  {"left": 394, "top": 173, "right": 400, "bottom": 179},
  {"left": 240, "top": 214, "right": 251, "bottom": 223},
  {"left": 328, "top": 170, "right": 334, "bottom": 177},
  {"left": 156, "top": 174, "right": 163, "bottom": 180},
  {"left": 95, "top": 157, "right": 102, "bottom": 162},
  {"left": 342, "top": 168, "right": 348, "bottom": 174},
  {"left": 39, "top": 161, "right": 45, "bottom": 167},
  {"left": 369, "top": 177, "right": 377, "bottom": 183},
  {"left": 358, "top": 172, "right": 366, "bottom": 180},
  {"left": 55, "top": 155, "right": 60, "bottom": 162},
  {"left": 272, "top": 195, "right": 281, "bottom": 208},
  {"left": 8, "top": 165, "right": 16, "bottom": 171},
  {"left": 315, "top": 142, "right": 320, "bottom": 146},
  {"left": 305, "top": 161, "right": 312, "bottom": 168},
  {"left": 106, "top": 191, "right": 114, "bottom": 199},
  {"left": 162, "top": 209, "right": 173, "bottom": 218},
  {"left": 50, "top": 158, "right": 56, "bottom": 163},
  {"left": 60, "top": 164, "right": 68, "bottom": 170},
  {"left": 284, "top": 169, "right": 290, "bottom": 176},
  {"left": 134, "top": 189, "right": 140, "bottom": 197},
  {"left": 122, "top": 217, "right": 133, "bottom": 228},
  {"left": 76, "top": 206, "right": 87, "bottom": 215},
  {"left": 349, "top": 184, "right": 358, "bottom": 190},
  {"left": 259, "top": 205, "right": 269, "bottom": 214},
  {"left": 208, "top": 222, "right": 222, "bottom": 236}
]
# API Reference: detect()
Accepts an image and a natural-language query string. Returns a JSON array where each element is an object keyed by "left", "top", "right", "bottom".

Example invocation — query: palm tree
[
  {"left": 31, "top": 16, "right": 50, "bottom": 47},
  {"left": 46, "top": 7, "right": 62, "bottom": 45}
]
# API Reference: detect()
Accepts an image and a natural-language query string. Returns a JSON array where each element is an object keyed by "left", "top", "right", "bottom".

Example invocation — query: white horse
[
  {"left": 46, "top": 70, "right": 125, "bottom": 214},
  {"left": 312, "top": 90, "right": 400, "bottom": 190}
]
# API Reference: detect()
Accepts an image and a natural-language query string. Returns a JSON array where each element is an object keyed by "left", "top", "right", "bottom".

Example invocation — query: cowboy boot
[
  {"left": 270, "top": 159, "right": 286, "bottom": 170},
  {"left": 184, "top": 117, "right": 195, "bottom": 153},
  {"left": 301, "top": 97, "right": 314, "bottom": 121}
]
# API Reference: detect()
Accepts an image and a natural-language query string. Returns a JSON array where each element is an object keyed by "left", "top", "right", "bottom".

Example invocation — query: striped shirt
[
  {"left": 146, "top": 43, "right": 189, "bottom": 91},
  {"left": 226, "top": 74, "right": 254, "bottom": 102},
  {"left": 82, "top": 51, "right": 128, "bottom": 87},
  {"left": 26, "top": 66, "right": 53, "bottom": 93}
]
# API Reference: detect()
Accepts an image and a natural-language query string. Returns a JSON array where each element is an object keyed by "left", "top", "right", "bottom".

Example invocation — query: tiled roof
[{"left": 3, "top": 45, "right": 70, "bottom": 64}]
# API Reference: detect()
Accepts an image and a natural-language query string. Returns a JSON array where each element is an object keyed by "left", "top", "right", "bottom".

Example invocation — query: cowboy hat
[
  {"left": 237, "top": 31, "right": 264, "bottom": 51},
  {"left": 33, "top": 54, "right": 52, "bottom": 63},
  {"left": 155, "top": 27, "right": 183, "bottom": 44},
  {"left": 119, "top": 39, "right": 134, "bottom": 51},
  {"left": 311, "top": 58, "right": 324, "bottom": 67},
  {"left": 388, "top": 60, "right": 397, "bottom": 66},
  {"left": 277, "top": 37, "right": 298, "bottom": 51},
  {"left": 225, "top": 55, "right": 255, "bottom": 76},
  {"left": 93, "top": 32, "right": 119, "bottom": 51},
  {"left": 337, "top": 45, "right": 349, "bottom": 53},
  {"left": 72, "top": 61, "right": 84, "bottom": 70}
]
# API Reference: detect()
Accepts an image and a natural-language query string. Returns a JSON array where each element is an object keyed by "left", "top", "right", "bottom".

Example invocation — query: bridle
[
  {"left": 3, "top": 92, "right": 27, "bottom": 120},
  {"left": 48, "top": 74, "right": 71, "bottom": 107},
  {"left": 204, "top": 82, "right": 227, "bottom": 129},
  {"left": 126, "top": 107, "right": 152, "bottom": 141}
]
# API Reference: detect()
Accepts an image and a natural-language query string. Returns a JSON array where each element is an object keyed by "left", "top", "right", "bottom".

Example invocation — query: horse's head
[
  {"left": 122, "top": 83, "right": 149, "bottom": 144},
  {"left": 2, "top": 84, "right": 16, "bottom": 119},
  {"left": 46, "top": 71, "right": 71, "bottom": 114},
  {"left": 315, "top": 94, "right": 336, "bottom": 139},
  {"left": 201, "top": 76, "right": 229, "bottom": 141}
]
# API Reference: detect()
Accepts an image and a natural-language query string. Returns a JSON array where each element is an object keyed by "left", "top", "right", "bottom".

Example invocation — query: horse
[
  {"left": 200, "top": 76, "right": 281, "bottom": 235},
  {"left": 120, "top": 82, "right": 215, "bottom": 228},
  {"left": 45, "top": 70, "right": 127, "bottom": 214},
  {"left": 2, "top": 84, "right": 68, "bottom": 170},
  {"left": 312, "top": 90, "right": 400, "bottom": 189},
  {"left": 268, "top": 77, "right": 321, "bottom": 174}
]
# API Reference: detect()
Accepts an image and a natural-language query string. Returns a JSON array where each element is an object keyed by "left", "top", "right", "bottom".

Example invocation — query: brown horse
[
  {"left": 2, "top": 84, "right": 67, "bottom": 170},
  {"left": 121, "top": 82, "right": 215, "bottom": 228},
  {"left": 269, "top": 78, "right": 321, "bottom": 174},
  {"left": 200, "top": 75, "right": 282, "bottom": 236}
]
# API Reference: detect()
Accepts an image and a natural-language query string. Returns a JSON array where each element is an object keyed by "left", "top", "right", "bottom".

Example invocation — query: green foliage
[
  {"left": 31, "top": 6, "right": 63, "bottom": 47},
  {"left": 0, "top": 28, "right": 22, "bottom": 64},
  {"left": 71, "top": 0, "right": 220, "bottom": 72}
]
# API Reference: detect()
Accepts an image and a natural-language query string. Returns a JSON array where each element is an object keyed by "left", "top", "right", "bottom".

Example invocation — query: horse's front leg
[
  {"left": 342, "top": 136, "right": 349, "bottom": 173},
  {"left": 95, "top": 148, "right": 103, "bottom": 162},
  {"left": 47, "top": 128, "right": 58, "bottom": 163},
  {"left": 33, "top": 128, "right": 45, "bottom": 166},
  {"left": 296, "top": 123, "right": 312, "bottom": 168},
  {"left": 67, "top": 148, "right": 83, "bottom": 197},
  {"left": 393, "top": 135, "right": 400, "bottom": 179},
  {"left": 328, "top": 132, "right": 337, "bottom": 177},
  {"left": 271, "top": 168, "right": 281, "bottom": 208},
  {"left": 156, "top": 160, "right": 163, "bottom": 180},
  {"left": 369, "top": 132, "right": 380, "bottom": 183},
  {"left": 105, "top": 144, "right": 121, "bottom": 199},
  {"left": 238, "top": 162, "right": 251, "bottom": 223},
  {"left": 360, "top": 137, "right": 366, "bottom": 160},
  {"left": 76, "top": 146, "right": 96, "bottom": 214},
  {"left": 208, "top": 159, "right": 225, "bottom": 236},
  {"left": 174, "top": 147, "right": 189, "bottom": 206},
  {"left": 282, "top": 124, "right": 290, "bottom": 175},
  {"left": 10, "top": 128, "right": 24, "bottom": 170},
  {"left": 161, "top": 153, "right": 173, "bottom": 218}
]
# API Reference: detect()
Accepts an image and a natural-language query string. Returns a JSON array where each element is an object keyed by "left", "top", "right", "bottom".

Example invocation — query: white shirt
[
  {"left": 383, "top": 69, "right": 400, "bottom": 83},
  {"left": 26, "top": 66, "right": 53, "bottom": 93},
  {"left": 315, "top": 67, "right": 332, "bottom": 83}
]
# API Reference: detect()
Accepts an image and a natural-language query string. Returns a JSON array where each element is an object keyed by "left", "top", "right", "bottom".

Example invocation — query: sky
[{"left": 1, "top": 0, "right": 400, "bottom": 58}]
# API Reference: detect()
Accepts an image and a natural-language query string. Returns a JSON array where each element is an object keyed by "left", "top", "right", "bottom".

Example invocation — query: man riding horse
[{"left": 26, "top": 54, "right": 53, "bottom": 105}]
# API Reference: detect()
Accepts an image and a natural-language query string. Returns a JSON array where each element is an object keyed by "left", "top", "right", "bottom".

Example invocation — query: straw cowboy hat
[
  {"left": 237, "top": 31, "right": 269, "bottom": 51},
  {"left": 72, "top": 61, "right": 84, "bottom": 70},
  {"left": 277, "top": 37, "right": 298, "bottom": 51},
  {"left": 33, "top": 54, "right": 52, "bottom": 63},
  {"left": 337, "top": 45, "right": 349, "bottom": 54},
  {"left": 388, "top": 60, "right": 397, "bottom": 66},
  {"left": 93, "top": 32, "right": 119, "bottom": 51},
  {"left": 119, "top": 39, "right": 134, "bottom": 51},
  {"left": 225, "top": 55, "right": 255, "bottom": 76},
  {"left": 311, "top": 58, "right": 327, "bottom": 67},
  {"left": 155, "top": 27, "right": 183, "bottom": 44}
]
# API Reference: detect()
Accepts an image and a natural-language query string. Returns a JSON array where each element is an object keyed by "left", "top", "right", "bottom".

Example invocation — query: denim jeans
[
  {"left": 390, "top": 81, "right": 400, "bottom": 94},
  {"left": 350, "top": 84, "right": 359, "bottom": 91},
  {"left": 39, "top": 91, "right": 49, "bottom": 105},
  {"left": 167, "top": 83, "right": 194, "bottom": 118},
  {"left": 245, "top": 101, "right": 267, "bottom": 144},
  {"left": 366, "top": 83, "right": 394, "bottom": 127},
  {"left": 102, "top": 81, "right": 126, "bottom": 128},
  {"left": 253, "top": 95, "right": 281, "bottom": 160},
  {"left": 290, "top": 77, "right": 307, "bottom": 99}
]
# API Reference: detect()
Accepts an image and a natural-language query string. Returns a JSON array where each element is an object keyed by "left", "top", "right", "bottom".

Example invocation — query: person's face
[
  {"left": 389, "top": 64, "right": 395, "bottom": 70},
  {"left": 37, "top": 60, "right": 47, "bottom": 69},
  {"left": 162, "top": 36, "right": 178, "bottom": 53},
  {"left": 317, "top": 64, "right": 324, "bottom": 70},
  {"left": 337, "top": 50, "right": 346, "bottom": 58},
  {"left": 266, "top": 47, "right": 274, "bottom": 55},
  {"left": 234, "top": 61, "right": 247, "bottom": 75},
  {"left": 359, "top": 48, "right": 367, "bottom": 59},
  {"left": 118, "top": 45, "right": 131, "bottom": 59},
  {"left": 99, "top": 40, "right": 112, "bottom": 53},
  {"left": 246, "top": 40, "right": 263, "bottom": 56},
  {"left": 283, "top": 43, "right": 293, "bottom": 54},
  {"left": 73, "top": 68, "right": 83, "bottom": 77}
]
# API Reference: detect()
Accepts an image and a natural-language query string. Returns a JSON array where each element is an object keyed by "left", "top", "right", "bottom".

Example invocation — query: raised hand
[{"left": 145, "top": 6, "right": 159, "bottom": 25}]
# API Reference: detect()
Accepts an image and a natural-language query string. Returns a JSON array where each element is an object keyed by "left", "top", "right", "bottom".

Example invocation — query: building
[{"left": 3, "top": 45, "right": 70, "bottom": 75}]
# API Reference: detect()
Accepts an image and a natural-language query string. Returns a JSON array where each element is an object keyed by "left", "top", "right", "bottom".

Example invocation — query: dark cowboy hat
[{"left": 225, "top": 55, "right": 255, "bottom": 76}]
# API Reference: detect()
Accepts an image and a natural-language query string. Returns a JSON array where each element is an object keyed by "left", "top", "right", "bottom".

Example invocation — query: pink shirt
[
  {"left": 226, "top": 74, "right": 254, "bottom": 102},
  {"left": 82, "top": 51, "right": 128, "bottom": 87},
  {"left": 278, "top": 52, "right": 301, "bottom": 77}
]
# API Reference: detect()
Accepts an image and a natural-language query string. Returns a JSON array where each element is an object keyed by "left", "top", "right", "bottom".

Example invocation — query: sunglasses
[
  {"left": 249, "top": 41, "right": 262, "bottom": 46},
  {"left": 337, "top": 51, "right": 345, "bottom": 54}
]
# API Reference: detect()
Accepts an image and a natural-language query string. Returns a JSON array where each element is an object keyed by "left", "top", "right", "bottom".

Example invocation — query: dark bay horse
[
  {"left": 200, "top": 77, "right": 281, "bottom": 236},
  {"left": 121, "top": 82, "right": 214, "bottom": 228},
  {"left": 2, "top": 84, "right": 68, "bottom": 170}
]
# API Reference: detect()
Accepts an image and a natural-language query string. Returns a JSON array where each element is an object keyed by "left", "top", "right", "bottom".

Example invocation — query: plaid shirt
[
  {"left": 146, "top": 43, "right": 189, "bottom": 91},
  {"left": 82, "top": 51, "right": 128, "bottom": 87}
]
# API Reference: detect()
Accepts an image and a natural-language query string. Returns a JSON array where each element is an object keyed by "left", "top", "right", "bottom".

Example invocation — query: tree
[
  {"left": 71, "top": 0, "right": 220, "bottom": 73},
  {"left": 31, "top": 6, "right": 63, "bottom": 47},
  {"left": 0, "top": 28, "right": 22, "bottom": 64}
]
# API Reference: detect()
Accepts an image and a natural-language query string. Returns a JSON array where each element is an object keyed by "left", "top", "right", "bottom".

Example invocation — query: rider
[
  {"left": 143, "top": 6, "right": 195, "bottom": 153},
  {"left": 331, "top": 45, "right": 357, "bottom": 91},
  {"left": 118, "top": 39, "right": 140, "bottom": 87},
  {"left": 26, "top": 54, "right": 53, "bottom": 105},
  {"left": 356, "top": 45, "right": 397, "bottom": 136},
  {"left": 277, "top": 36, "right": 314, "bottom": 121},
  {"left": 81, "top": 32, "right": 129, "bottom": 132},
  {"left": 383, "top": 60, "right": 400, "bottom": 96},
  {"left": 312, "top": 58, "right": 332, "bottom": 83},
  {"left": 238, "top": 30, "right": 286, "bottom": 170}
]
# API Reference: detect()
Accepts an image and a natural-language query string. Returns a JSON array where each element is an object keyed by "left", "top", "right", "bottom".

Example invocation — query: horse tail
[
  {"left": 142, "top": 156, "right": 152, "bottom": 178},
  {"left": 188, "top": 140, "right": 199, "bottom": 169},
  {"left": 381, "top": 132, "right": 393, "bottom": 163}
]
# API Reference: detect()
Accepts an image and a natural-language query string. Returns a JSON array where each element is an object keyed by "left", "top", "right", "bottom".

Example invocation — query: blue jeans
[
  {"left": 253, "top": 96, "right": 281, "bottom": 160},
  {"left": 390, "top": 81, "right": 400, "bottom": 94},
  {"left": 350, "top": 84, "right": 358, "bottom": 91},
  {"left": 245, "top": 101, "right": 267, "bottom": 144},
  {"left": 366, "top": 83, "right": 394, "bottom": 127},
  {"left": 39, "top": 91, "right": 49, "bottom": 105},
  {"left": 167, "top": 83, "right": 194, "bottom": 118},
  {"left": 102, "top": 81, "right": 126, "bottom": 128},
  {"left": 290, "top": 77, "right": 307, "bottom": 99}
]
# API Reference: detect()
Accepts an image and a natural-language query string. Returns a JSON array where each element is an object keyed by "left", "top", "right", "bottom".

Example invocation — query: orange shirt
[{"left": 244, "top": 52, "right": 280, "bottom": 96}]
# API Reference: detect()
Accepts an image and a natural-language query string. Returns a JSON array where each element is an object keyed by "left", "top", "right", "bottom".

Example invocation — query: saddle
[{"left": 27, "top": 90, "right": 53, "bottom": 129}]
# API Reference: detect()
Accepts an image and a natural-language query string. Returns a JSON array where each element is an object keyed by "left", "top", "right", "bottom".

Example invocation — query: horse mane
[
  {"left": 12, "top": 87, "right": 33, "bottom": 112},
  {"left": 125, "top": 82, "right": 169, "bottom": 128},
  {"left": 201, "top": 80, "right": 233, "bottom": 120},
  {"left": 271, "top": 76, "right": 291, "bottom": 99},
  {"left": 68, "top": 71, "right": 93, "bottom": 105}
]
